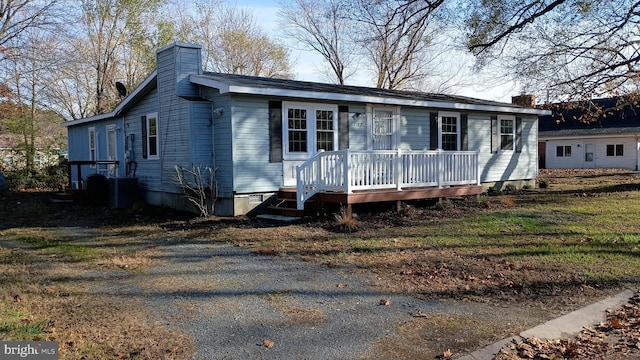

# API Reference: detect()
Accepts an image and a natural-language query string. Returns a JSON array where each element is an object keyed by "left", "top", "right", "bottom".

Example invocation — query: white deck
[{"left": 296, "top": 149, "right": 480, "bottom": 210}]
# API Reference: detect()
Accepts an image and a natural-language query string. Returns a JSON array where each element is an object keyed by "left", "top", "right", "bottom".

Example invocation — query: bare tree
[
  {"left": 278, "top": 0, "right": 356, "bottom": 84},
  {"left": 465, "top": 0, "right": 640, "bottom": 104},
  {"left": 177, "top": 1, "right": 293, "bottom": 78},
  {"left": 80, "top": 0, "right": 166, "bottom": 114},
  {"left": 2, "top": 30, "right": 63, "bottom": 170},
  {"left": 351, "top": 0, "right": 445, "bottom": 90},
  {"left": 0, "top": 0, "right": 60, "bottom": 54}
]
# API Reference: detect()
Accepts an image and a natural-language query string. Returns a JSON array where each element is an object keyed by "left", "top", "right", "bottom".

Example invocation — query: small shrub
[
  {"left": 434, "top": 198, "right": 454, "bottom": 210},
  {"left": 334, "top": 206, "right": 359, "bottom": 232},
  {"left": 522, "top": 184, "right": 532, "bottom": 190},
  {"left": 504, "top": 184, "right": 517, "bottom": 192},
  {"left": 538, "top": 178, "right": 549, "bottom": 189},
  {"left": 499, "top": 197, "right": 515, "bottom": 207},
  {"left": 487, "top": 186, "right": 500, "bottom": 196},
  {"left": 4, "top": 163, "right": 68, "bottom": 191}
]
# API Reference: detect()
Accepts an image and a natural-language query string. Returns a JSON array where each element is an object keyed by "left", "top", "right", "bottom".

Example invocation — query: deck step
[
  {"left": 263, "top": 188, "right": 307, "bottom": 218},
  {"left": 266, "top": 205, "right": 305, "bottom": 218}
]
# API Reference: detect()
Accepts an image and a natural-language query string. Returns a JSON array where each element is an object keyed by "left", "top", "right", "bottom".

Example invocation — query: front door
[
  {"left": 368, "top": 106, "right": 399, "bottom": 150},
  {"left": 282, "top": 102, "right": 338, "bottom": 186},
  {"left": 584, "top": 143, "right": 594, "bottom": 168}
]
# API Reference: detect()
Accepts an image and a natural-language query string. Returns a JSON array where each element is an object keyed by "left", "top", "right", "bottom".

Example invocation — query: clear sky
[{"left": 234, "top": 0, "right": 519, "bottom": 103}]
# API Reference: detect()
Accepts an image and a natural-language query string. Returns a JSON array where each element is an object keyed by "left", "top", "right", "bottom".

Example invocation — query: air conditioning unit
[{"left": 109, "top": 177, "right": 138, "bottom": 209}]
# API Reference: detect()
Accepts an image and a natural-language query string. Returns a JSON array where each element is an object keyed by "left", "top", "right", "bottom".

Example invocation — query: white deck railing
[{"left": 296, "top": 149, "right": 480, "bottom": 210}]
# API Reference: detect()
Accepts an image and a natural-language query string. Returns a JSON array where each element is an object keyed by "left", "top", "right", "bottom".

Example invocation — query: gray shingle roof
[{"left": 200, "top": 72, "right": 529, "bottom": 110}]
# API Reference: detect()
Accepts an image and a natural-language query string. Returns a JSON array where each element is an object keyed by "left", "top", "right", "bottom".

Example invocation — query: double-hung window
[
  {"left": 283, "top": 102, "right": 338, "bottom": 159},
  {"left": 500, "top": 117, "right": 515, "bottom": 151},
  {"left": 606, "top": 144, "right": 624, "bottom": 157},
  {"left": 89, "top": 127, "right": 96, "bottom": 167},
  {"left": 556, "top": 145, "right": 571, "bottom": 157},
  {"left": 142, "top": 112, "right": 159, "bottom": 159},
  {"left": 439, "top": 112, "right": 460, "bottom": 150}
]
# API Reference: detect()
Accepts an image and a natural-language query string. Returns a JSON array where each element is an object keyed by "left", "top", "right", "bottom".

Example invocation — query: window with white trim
[
  {"left": 145, "top": 112, "right": 159, "bottom": 159},
  {"left": 556, "top": 145, "right": 571, "bottom": 157},
  {"left": 606, "top": 144, "right": 623, "bottom": 157},
  {"left": 89, "top": 127, "right": 96, "bottom": 167},
  {"left": 283, "top": 102, "right": 338, "bottom": 159},
  {"left": 106, "top": 124, "right": 117, "bottom": 176},
  {"left": 439, "top": 112, "right": 460, "bottom": 151},
  {"left": 500, "top": 117, "right": 515, "bottom": 151}
]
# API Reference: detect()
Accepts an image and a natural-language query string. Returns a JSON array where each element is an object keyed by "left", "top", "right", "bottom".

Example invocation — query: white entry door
[
  {"left": 584, "top": 143, "right": 594, "bottom": 167},
  {"left": 282, "top": 102, "right": 338, "bottom": 186},
  {"left": 368, "top": 106, "right": 399, "bottom": 150}
]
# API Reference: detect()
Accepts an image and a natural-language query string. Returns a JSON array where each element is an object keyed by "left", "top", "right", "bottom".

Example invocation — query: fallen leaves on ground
[
  {"left": 261, "top": 339, "right": 274, "bottom": 348},
  {"left": 494, "top": 291, "right": 640, "bottom": 359}
]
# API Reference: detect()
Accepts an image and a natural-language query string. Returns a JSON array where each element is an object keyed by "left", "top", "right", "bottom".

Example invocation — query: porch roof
[{"left": 191, "top": 72, "right": 550, "bottom": 116}]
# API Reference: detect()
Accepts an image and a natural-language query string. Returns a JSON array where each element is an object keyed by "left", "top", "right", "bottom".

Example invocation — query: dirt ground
[{"left": 1, "top": 169, "right": 639, "bottom": 359}]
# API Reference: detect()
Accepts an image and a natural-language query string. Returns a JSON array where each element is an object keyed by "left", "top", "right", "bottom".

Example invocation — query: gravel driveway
[{"left": 93, "top": 242, "right": 538, "bottom": 360}]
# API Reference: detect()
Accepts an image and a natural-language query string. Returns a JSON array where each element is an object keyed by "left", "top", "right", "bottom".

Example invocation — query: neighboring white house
[
  {"left": 0, "top": 134, "right": 62, "bottom": 171},
  {"left": 539, "top": 97, "right": 640, "bottom": 170},
  {"left": 62, "top": 43, "right": 550, "bottom": 216}
]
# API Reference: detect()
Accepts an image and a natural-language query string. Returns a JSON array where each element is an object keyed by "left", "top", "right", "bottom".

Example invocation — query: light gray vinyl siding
[
  {"left": 347, "top": 104, "right": 367, "bottom": 150},
  {"left": 230, "top": 95, "right": 281, "bottom": 193},
  {"left": 399, "top": 107, "right": 429, "bottom": 150},
  {"left": 189, "top": 102, "right": 213, "bottom": 165},
  {"left": 123, "top": 87, "right": 160, "bottom": 192},
  {"left": 471, "top": 114, "right": 538, "bottom": 182},
  {"left": 66, "top": 117, "right": 124, "bottom": 183},
  {"left": 210, "top": 91, "right": 233, "bottom": 198}
]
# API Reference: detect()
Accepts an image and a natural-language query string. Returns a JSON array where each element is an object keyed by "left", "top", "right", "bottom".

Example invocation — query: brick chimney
[{"left": 511, "top": 94, "right": 536, "bottom": 107}]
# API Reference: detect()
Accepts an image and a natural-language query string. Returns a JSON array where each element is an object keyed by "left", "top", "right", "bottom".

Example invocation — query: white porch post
[
  {"left": 344, "top": 148, "right": 352, "bottom": 193},
  {"left": 475, "top": 150, "right": 481, "bottom": 185},
  {"left": 395, "top": 148, "right": 403, "bottom": 190},
  {"left": 437, "top": 149, "right": 444, "bottom": 188}
]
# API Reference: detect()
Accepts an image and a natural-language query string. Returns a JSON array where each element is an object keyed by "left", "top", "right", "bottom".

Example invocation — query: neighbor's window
[
  {"left": 500, "top": 118, "right": 515, "bottom": 151},
  {"left": 556, "top": 145, "right": 571, "bottom": 157},
  {"left": 146, "top": 113, "right": 159, "bottom": 159},
  {"left": 440, "top": 113, "right": 459, "bottom": 151},
  {"left": 89, "top": 127, "right": 96, "bottom": 167},
  {"left": 606, "top": 144, "right": 624, "bottom": 157}
]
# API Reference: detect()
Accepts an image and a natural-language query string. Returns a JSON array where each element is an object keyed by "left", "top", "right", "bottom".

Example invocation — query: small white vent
[{"left": 248, "top": 194, "right": 263, "bottom": 204}]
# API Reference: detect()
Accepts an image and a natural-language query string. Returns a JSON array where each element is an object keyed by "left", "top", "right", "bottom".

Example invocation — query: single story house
[
  {"left": 539, "top": 97, "right": 640, "bottom": 170},
  {"left": 62, "top": 42, "right": 549, "bottom": 216}
]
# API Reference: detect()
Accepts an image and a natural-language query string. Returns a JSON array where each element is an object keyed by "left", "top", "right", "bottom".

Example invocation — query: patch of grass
[
  {"left": 4, "top": 230, "right": 97, "bottom": 261},
  {"left": 0, "top": 302, "right": 47, "bottom": 340}
]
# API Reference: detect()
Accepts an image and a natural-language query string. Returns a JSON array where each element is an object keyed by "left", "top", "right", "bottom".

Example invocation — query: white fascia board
[
  {"left": 190, "top": 75, "right": 550, "bottom": 116},
  {"left": 61, "top": 112, "right": 115, "bottom": 127},
  {"left": 62, "top": 71, "right": 158, "bottom": 128},
  {"left": 190, "top": 75, "right": 230, "bottom": 93}
]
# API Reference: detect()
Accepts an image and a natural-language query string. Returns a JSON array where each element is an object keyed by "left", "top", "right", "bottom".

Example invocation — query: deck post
[
  {"left": 437, "top": 149, "right": 444, "bottom": 188},
  {"left": 475, "top": 150, "right": 481, "bottom": 185},
  {"left": 344, "top": 149, "right": 352, "bottom": 193},
  {"left": 395, "top": 148, "right": 402, "bottom": 191}
]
